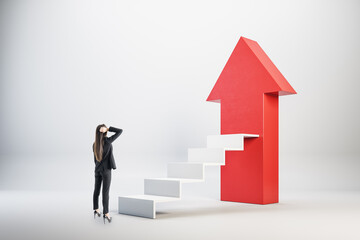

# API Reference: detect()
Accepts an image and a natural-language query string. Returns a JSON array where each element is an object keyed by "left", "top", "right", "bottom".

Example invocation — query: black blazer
[{"left": 93, "top": 126, "right": 123, "bottom": 172}]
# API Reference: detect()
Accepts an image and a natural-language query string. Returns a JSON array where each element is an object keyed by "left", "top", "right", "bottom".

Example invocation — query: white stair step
[
  {"left": 120, "top": 194, "right": 180, "bottom": 202},
  {"left": 118, "top": 195, "right": 180, "bottom": 219},
  {"left": 202, "top": 162, "right": 225, "bottom": 166},
  {"left": 167, "top": 162, "right": 204, "bottom": 179},
  {"left": 188, "top": 148, "right": 225, "bottom": 164},
  {"left": 181, "top": 162, "right": 225, "bottom": 166},
  {"left": 207, "top": 133, "right": 259, "bottom": 149},
  {"left": 144, "top": 178, "right": 181, "bottom": 198},
  {"left": 150, "top": 177, "right": 204, "bottom": 183}
]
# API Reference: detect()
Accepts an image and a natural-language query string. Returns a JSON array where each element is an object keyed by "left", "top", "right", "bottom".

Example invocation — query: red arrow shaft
[{"left": 220, "top": 94, "right": 279, "bottom": 204}]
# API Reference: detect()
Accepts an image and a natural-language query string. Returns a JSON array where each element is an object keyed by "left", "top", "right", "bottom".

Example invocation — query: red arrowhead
[
  {"left": 207, "top": 36, "right": 296, "bottom": 204},
  {"left": 207, "top": 36, "right": 296, "bottom": 103}
]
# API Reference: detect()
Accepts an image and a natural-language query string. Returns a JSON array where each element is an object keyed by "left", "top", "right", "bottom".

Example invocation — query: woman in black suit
[{"left": 92, "top": 124, "right": 123, "bottom": 223}]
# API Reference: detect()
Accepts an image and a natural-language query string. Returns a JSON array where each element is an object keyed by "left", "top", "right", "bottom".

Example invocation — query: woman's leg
[
  {"left": 93, "top": 171, "right": 102, "bottom": 210},
  {"left": 101, "top": 169, "right": 112, "bottom": 214}
]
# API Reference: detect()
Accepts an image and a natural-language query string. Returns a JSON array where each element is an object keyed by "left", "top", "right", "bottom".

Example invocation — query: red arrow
[{"left": 207, "top": 37, "right": 296, "bottom": 204}]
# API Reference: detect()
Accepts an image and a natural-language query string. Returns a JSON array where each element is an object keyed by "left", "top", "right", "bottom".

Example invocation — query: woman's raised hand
[{"left": 100, "top": 127, "right": 108, "bottom": 133}]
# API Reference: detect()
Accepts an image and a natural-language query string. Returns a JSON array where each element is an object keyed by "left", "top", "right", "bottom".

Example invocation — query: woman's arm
[{"left": 107, "top": 126, "right": 123, "bottom": 143}]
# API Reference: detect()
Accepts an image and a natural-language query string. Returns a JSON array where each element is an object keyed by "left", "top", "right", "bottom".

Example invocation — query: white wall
[{"left": 1, "top": 0, "right": 359, "bottom": 194}]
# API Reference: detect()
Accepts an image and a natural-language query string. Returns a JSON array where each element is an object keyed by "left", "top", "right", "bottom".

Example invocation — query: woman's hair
[{"left": 93, "top": 124, "right": 107, "bottom": 162}]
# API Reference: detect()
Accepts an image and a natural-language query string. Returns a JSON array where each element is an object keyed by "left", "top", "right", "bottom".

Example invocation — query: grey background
[{"left": 0, "top": 0, "right": 359, "bottom": 197}]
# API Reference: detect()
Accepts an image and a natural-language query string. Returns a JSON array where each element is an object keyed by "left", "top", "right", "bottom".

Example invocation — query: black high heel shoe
[
  {"left": 94, "top": 210, "right": 101, "bottom": 219},
  {"left": 103, "top": 214, "right": 112, "bottom": 224}
]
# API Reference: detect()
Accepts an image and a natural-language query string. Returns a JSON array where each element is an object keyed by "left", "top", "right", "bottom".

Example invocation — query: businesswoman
[{"left": 92, "top": 124, "right": 123, "bottom": 223}]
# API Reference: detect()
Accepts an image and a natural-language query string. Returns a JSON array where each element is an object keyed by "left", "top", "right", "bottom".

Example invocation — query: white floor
[{"left": 1, "top": 190, "right": 359, "bottom": 240}]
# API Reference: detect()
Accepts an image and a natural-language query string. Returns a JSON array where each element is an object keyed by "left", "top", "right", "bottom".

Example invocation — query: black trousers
[{"left": 93, "top": 169, "right": 111, "bottom": 214}]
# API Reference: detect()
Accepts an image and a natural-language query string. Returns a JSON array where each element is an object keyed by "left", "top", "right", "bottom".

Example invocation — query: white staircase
[{"left": 118, "top": 134, "right": 258, "bottom": 218}]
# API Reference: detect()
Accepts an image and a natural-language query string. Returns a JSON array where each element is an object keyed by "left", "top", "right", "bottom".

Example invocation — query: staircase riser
[
  {"left": 207, "top": 135, "right": 245, "bottom": 149},
  {"left": 167, "top": 163, "right": 204, "bottom": 179},
  {"left": 188, "top": 148, "right": 225, "bottom": 164},
  {"left": 144, "top": 179, "right": 181, "bottom": 198},
  {"left": 118, "top": 197, "right": 155, "bottom": 219}
]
